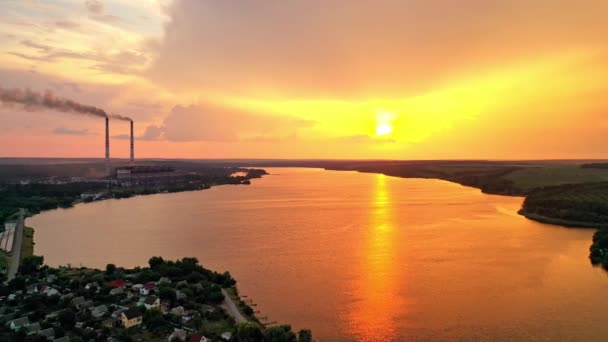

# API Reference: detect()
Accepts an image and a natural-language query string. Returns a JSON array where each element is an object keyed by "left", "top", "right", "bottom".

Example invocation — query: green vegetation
[
  {"left": 505, "top": 164, "right": 608, "bottom": 191},
  {"left": 590, "top": 228, "right": 608, "bottom": 268},
  {"left": 0, "top": 163, "right": 267, "bottom": 224},
  {"left": 0, "top": 256, "right": 312, "bottom": 342},
  {"left": 521, "top": 182, "right": 608, "bottom": 226},
  {"left": 21, "top": 227, "right": 34, "bottom": 261}
]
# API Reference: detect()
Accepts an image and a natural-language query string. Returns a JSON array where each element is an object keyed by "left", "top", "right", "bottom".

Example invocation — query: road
[
  {"left": 221, "top": 288, "right": 248, "bottom": 323},
  {"left": 7, "top": 209, "right": 24, "bottom": 281}
]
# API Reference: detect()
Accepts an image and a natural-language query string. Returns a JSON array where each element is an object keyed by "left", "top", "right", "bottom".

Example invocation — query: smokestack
[
  {"left": 105, "top": 117, "right": 110, "bottom": 176},
  {"left": 130, "top": 120, "right": 134, "bottom": 163}
]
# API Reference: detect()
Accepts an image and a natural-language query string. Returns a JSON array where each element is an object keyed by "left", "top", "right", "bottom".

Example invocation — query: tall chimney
[
  {"left": 105, "top": 117, "right": 110, "bottom": 176},
  {"left": 130, "top": 120, "right": 134, "bottom": 163}
]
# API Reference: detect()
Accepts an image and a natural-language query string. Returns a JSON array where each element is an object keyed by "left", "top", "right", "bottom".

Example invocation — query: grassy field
[
  {"left": 505, "top": 164, "right": 608, "bottom": 191},
  {"left": 21, "top": 226, "right": 34, "bottom": 261}
]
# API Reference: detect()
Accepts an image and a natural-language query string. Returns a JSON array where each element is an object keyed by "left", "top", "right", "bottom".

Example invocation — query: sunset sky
[{"left": 1, "top": 0, "right": 608, "bottom": 159}]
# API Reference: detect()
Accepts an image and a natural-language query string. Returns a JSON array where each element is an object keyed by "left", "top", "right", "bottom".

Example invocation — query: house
[
  {"left": 25, "top": 322, "right": 41, "bottom": 335},
  {"left": 132, "top": 284, "right": 143, "bottom": 291},
  {"left": 158, "top": 277, "right": 171, "bottom": 285},
  {"left": 84, "top": 282, "right": 99, "bottom": 290},
  {"left": 189, "top": 335, "right": 211, "bottom": 342},
  {"left": 111, "top": 308, "right": 125, "bottom": 318},
  {"left": 140, "top": 282, "right": 155, "bottom": 295},
  {"left": 91, "top": 305, "right": 109, "bottom": 319},
  {"left": 46, "top": 288, "right": 60, "bottom": 297},
  {"left": 71, "top": 296, "right": 85, "bottom": 307},
  {"left": 9, "top": 317, "right": 30, "bottom": 331},
  {"left": 102, "top": 318, "right": 115, "bottom": 328},
  {"left": 120, "top": 308, "right": 143, "bottom": 328},
  {"left": 170, "top": 306, "right": 186, "bottom": 316},
  {"left": 60, "top": 293, "right": 74, "bottom": 301},
  {"left": 80, "top": 300, "right": 94, "bottom": 309},
  {"left": 38, "top": 327, "right": 55, "bottom": 340},
  {"left": 144, "top": 296, "right": 160, "bottom": 310},
  {"left": 168, "top": 328, "right": 187, "bottom": 342},
  {"left": 221, "top": 332, "right": 232, "bottom": 341},
  {"left": 109, "top": 287, "right": 124, "bottom": 296},
  {"left": 106, "top": 279, "right": 127, "bottom": 288}
]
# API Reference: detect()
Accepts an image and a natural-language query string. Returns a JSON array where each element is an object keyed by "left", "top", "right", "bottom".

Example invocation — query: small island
[{"left": 0, "top": 256, "right": 312, "bottom": 342}]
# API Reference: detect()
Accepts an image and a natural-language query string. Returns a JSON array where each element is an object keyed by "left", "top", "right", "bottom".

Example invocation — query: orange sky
[{"left": 1, "top": 0, "right": 608, "bottom": 159}]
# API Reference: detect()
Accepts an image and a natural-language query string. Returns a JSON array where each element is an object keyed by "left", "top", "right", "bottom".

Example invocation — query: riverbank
[
  {"left": 0, "top": 166, "right": 268, "bottom": 224},
  {"left": 0, "top": 256, "right": 310, "bottom": 341}
]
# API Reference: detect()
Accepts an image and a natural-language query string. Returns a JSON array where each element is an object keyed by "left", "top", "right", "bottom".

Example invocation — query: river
[{"left": 29, "top": 168, "right": 608, "bottom": 341}]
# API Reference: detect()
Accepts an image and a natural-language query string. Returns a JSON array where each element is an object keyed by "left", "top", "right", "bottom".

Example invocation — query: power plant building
[{"left": 114, "top": 165, "right": 177, "bottom": 186}]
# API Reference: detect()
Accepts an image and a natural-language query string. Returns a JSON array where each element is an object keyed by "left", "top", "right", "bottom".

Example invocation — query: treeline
[
  {"left": 521, "top": 182, "right": 608, "bottom": 225},
  {"left": 333, "top": 163, "right": 523, "bottom": 195},
  {"left": 590, "top": 229, "right": 608, "bottom": 269},
  {"left": 0, "top": 182, "right": 107, "bottom": 223},
  {"left": 581, "top": 163, "right": 608, "bottom": 169}
]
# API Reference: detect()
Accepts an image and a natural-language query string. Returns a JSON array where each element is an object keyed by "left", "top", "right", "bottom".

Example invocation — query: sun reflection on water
[{"left": 347, "top": 174, "right": 404, "bottom": 341}]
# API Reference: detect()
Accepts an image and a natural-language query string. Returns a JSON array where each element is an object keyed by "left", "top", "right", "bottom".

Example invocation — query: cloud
[
  {"left": 85, "top": 0, "right": 103, "bottom": 15},
  {"left": 52, "top": 127, "right": 94, "bottom": 136},
  {"left": 149, "top": 0, "right": 608, "bottom": 98},
  {"left": 141, "top": 104, "right": 315, "bottom": 142},
  {"left": 9, "top": 47, "right": 148, "bottom": 75},
  {"left": 84, "top": 0, "right": 123, "bottom": 24},
  {"left": 54, "top": 20, "right": 80, "bottom": 30},
  {"left": 21, "top": 40, "right": 52, "bottom": 53}
]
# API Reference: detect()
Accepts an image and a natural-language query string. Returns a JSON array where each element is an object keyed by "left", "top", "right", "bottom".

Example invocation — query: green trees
[
  {"left": 234, "top": 322, "right": 265, "bottom": 342},
  {"left": 20, "top": 255, "right": 44, "bottom": 274},
  {"left": 590, "top": 228, "right": 608, "bottom": 268},
  {"left": 105, "top": 263, "right": 117, "bottom": 275},
  {"left": 266, "top": 325, "right": 297, "bottom": 342},
  {"left": 158, "top": 287, "right": 177, "bottom": 302},
  {"left": 297, "top": 330, "right": 313, "bottom": 342},
  {"left": 58, "top": 309, "right": 76, "bottom": 329}
]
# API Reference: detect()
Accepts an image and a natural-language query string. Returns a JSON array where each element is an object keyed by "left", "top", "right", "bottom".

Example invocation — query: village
[{"left": 0, "top": 256, "right": 311, "bottom": 342}]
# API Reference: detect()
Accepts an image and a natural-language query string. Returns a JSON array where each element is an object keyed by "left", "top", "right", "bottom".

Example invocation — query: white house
[{"left": 144, "top": 296, "right": 160, "bottom": 310}]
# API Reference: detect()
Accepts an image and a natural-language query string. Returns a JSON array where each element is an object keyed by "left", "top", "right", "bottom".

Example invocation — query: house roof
[
  {"left": 25, "top": 322, "right": 41, "bottom": 334},
  {"left": 71, "top": 296, "right": 85, "bottom": 306},
  {"left": 92, "top": 305, "right": 108, "bottom": 313},
  {"left": 122, "top": 307, "right": 142, "bottom": 320},
  {"left": 143, "top": 282, "right": 155, "bottom": 289},
  {"left": 38, "top": 327, "right": 55, "bottom": 338},
  {"left": 144, "top": 296, "right": 158, "bottom": 305},
  {"left": 106, "top": 279, "right": 126, "bottom": 288},
  {"left": 9, "top": 317, "right": 30, "bottom": 327},
  {"left": 169, "top": 329, "right": 187, "bottom": 341},
  {"left": 109, "top": 287, "right": 124, "bottom": 294}
]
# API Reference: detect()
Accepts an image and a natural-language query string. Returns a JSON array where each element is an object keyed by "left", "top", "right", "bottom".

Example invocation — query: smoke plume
[{"left": 0, "top": 87, "right": 131, "bottom": 121}]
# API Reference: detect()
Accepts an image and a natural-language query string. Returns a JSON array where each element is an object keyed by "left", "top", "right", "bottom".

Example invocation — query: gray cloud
[
  {"left": 84, "top": 0, "right": 123, "bottom": 24},
  {"left": 150, "top": 0, "right": 608, "bottom": 98},
  {"left": 21, "top": 40, "right": 52, "bottom": 53},
  {"left": 53, "top": 126, "right": 94, "bottom": 136},
  {"left": 54, "top": 20, "right": 80, "bottom": 30},
  {"left": 141, "top": 104, "right": 315, "bottom": 142},
  {"left": 85, "top": 0, "right": 103, "bottom": 15}
]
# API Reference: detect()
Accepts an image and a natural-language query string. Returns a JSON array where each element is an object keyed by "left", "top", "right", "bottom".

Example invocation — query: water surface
[{"left": 30, "top": 168, "right": 608, "bottom": 341}]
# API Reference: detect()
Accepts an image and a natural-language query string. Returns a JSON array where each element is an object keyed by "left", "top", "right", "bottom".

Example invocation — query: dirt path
[{"left": 221, "top": 288, "right": 248, "bottom": 323}]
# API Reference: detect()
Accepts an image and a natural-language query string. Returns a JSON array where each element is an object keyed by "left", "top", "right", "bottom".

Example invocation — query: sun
[
  {"left": 376, "top": 122, "right": 393, "bottom": 136},
  {"left": 375, "top": 110, "right": 396, "bottom": 136}
]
